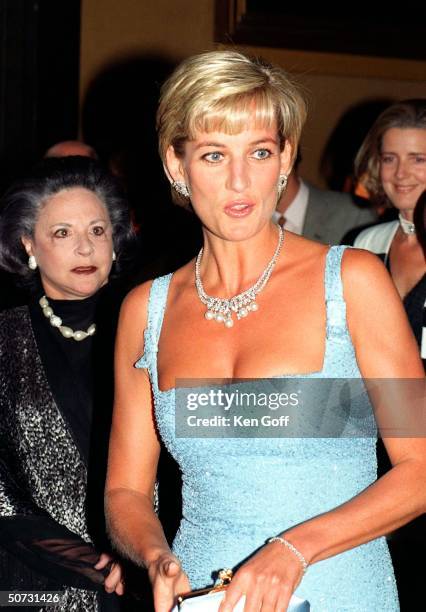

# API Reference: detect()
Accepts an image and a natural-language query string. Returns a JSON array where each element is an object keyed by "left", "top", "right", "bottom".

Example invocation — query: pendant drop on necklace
[
  {"left": 195, "top": 226, "right": 284, "bottom": 328},
  {"left": 204, "top": 300, "right": 259, "bottom": 327}
]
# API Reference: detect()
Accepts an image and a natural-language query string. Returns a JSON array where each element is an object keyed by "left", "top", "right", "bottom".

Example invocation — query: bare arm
[
  {"left": 221, "top": 249, "right": 426, "bottom": 612},
  {"left": 283, "top": 250, "right": 425, "bottom": 561},
  {"left": 105, "top": 283, "right": 190, "bottom": 610}
]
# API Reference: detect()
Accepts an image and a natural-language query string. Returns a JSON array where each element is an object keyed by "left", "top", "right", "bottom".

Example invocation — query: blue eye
[
  {"left": 253, "top": 149, "right": 271, "bottom": 160},
  {"left": 203, "top": 152, "right": 223, "bottom": 163}
]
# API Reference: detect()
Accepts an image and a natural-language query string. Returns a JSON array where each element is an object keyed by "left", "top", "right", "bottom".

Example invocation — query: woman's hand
[
  {"left": 219, "top": 541, "right": 305, "bottom": 612},
  {"left": 147, "top": 552, "right": 191, "bottom": 612},
  {"left": 94, "top": 552, "right": 125, "bottom": 595}
]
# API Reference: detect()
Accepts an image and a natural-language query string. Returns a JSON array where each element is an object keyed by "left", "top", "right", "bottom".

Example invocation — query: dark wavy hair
[{"left": 0, "top": 156, "right": 135, "bottom": 286}]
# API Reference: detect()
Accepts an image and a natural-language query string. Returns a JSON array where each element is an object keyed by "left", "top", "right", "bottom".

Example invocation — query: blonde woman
[
  {"left": 354, "top": 99, "right": 426, "bottom": 370},
  {"left": 354, "top": 100, "right": 426, "bottom": 607},
  {"left": 106, "top": 52, "right": 425, "bottom": 612}
]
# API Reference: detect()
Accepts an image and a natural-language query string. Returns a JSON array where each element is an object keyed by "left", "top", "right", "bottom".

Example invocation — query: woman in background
[
  {"left": 354, "top": 99, "right": 426, "bottom": 370},
  {"left": 354, "top": 100, "right": 426, "bottom": 608},
  {"left": 0, "top": 157, "right": 134, "bottom": 611}
]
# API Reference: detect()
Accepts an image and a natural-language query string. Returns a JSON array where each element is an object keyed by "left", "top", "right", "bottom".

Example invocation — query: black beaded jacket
[{"left": 0, "top": 306, "right": 116, "bottom": 612}]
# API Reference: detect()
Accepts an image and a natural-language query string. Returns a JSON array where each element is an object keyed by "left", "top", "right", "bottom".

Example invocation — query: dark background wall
[
  {"left": 0, "top": 0, "right": 80, "bottom": 193},
  {"left": 80, "top": 0, "right": 426, "bottom": 188},
  {"left": 1, "top": 0, "right": 425, "bottom": 193}
]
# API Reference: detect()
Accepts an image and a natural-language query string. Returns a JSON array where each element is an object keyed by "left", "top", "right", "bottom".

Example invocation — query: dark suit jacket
[{"left": 302, "top": 184, "right": 377, "bottom": 245}]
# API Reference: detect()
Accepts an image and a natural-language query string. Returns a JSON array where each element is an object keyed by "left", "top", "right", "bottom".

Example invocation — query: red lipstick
[{"left": 71, "top": 266, "right": 97, "bottom": 274}]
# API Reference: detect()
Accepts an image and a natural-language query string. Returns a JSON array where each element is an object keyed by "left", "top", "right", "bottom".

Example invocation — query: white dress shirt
[{"left": 272, "top": 179, "right": 309, "bottom": 235}]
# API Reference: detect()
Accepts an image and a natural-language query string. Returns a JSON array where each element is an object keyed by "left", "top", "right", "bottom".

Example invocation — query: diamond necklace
[
  {"left": 39, "top": 295, "right": 96, "bottom": 341},
  {"left": 195, "top": 226, "right": 284, "bottom": 328}
]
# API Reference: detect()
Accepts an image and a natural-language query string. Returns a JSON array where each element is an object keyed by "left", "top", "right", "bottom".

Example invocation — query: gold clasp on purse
[
  {"left": 177, "top": 568, "right": 234, "bottom": 604},
  {"left": 211, "top": 569, "right": 233, "bottom": 592}
]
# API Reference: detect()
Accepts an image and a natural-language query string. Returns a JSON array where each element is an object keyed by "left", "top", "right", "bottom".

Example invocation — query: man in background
[{"left": 274, "top": 152, "right": 377, "bottom": 244}]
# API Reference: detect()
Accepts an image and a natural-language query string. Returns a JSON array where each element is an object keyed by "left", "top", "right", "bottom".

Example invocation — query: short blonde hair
[
  {"left": 157, "top": 50, "right": 307, "bottom": 206},
  {"left": 355, "top": 99, "right": 426, "bottom": 209}
]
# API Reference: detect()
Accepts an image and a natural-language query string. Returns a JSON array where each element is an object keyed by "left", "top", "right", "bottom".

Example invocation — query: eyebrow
[
  {"left": 48, "top": 218, "right": 108, "bottom": 228},
  {"left": 381, "top": 150, "right": 426, "bottom": 155},
  {"left": 194, "top": 137, "right": 279, "bottom": 151}
]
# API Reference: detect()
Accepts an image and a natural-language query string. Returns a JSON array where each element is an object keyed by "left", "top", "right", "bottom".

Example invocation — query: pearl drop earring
[{"left": 28, "top": 255, "right": 37, "bottom": 270}]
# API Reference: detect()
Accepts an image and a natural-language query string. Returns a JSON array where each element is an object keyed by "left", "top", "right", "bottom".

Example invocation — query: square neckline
[{"left": 145, "top": 245, "right": 349, "bottom": 394}]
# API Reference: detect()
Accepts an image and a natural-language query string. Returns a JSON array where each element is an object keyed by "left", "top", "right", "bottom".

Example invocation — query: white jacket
[{"left": 354, "top": 220, "right": 398, "bottom": 255}]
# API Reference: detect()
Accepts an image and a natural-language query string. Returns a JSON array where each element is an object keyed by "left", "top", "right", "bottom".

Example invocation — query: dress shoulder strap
[
  {"left": 134, "top": 273, "right": 173, "bottom": 370},
  {"left": 324, "top": 245, "right": 349, "bottom": 339},
  {"left": 147, "top": 273, "right": 173, "bottom": 344},
  {"left": 324, "top": 245, "right": 347, "bottom": 301}
]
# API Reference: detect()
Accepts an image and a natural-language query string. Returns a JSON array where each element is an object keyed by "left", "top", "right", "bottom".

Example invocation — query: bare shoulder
[
  {"left": 116, "top": 281, "right": 155, "bottom": 361},
  {"left": 121, "top": 258, "right": 195, "bottom": 323},
  {"left": 283, "top": 231, "right": 328, "bottom": 264},
  {"left": 341, "top": 247, "right": 423, "bottom": 376},
  {"left": 286, "top": 231, "right": 328, "bottom": 251},
  {"left": 340, "top": 247, "right": 397, "bottom": 301},
  {"left": 120, "top": 281, "right": 154, "bottom": 327}
]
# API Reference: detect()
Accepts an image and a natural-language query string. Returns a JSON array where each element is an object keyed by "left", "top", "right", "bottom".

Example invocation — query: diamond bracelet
[{"left": 266, "top": 536, "right": 308, "bottom": 574}]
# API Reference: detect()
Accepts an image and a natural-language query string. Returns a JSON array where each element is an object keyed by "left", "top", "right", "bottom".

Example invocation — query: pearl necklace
[
  {"left": 39, "top": 295, "right": 96, "bottom": 341},
  {"left": 195, "top": 226, "right": 284, "bottom": 328},
  {"left": 399, "top": 214, "right": 416, "bottom": 235}
]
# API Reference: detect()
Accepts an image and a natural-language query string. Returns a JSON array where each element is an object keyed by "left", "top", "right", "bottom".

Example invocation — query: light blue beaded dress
[{"left": 136, "top": 246, "right": 399, "bottom": 612}]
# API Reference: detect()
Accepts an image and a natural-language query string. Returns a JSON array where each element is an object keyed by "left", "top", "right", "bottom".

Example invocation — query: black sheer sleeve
[{"left": 0, "top": 458, "right": 107, "bottom": 590}]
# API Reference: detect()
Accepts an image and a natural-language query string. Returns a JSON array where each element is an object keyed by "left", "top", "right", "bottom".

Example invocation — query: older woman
[
  {"left": 0, "top": 157, "right": 134, "bottom": 611},
  {"left": 354, "top": 99, "right": 426, "bottom": 370},
  {"left": 105, "top": 52, "right": 425, "bottom": 612}
]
